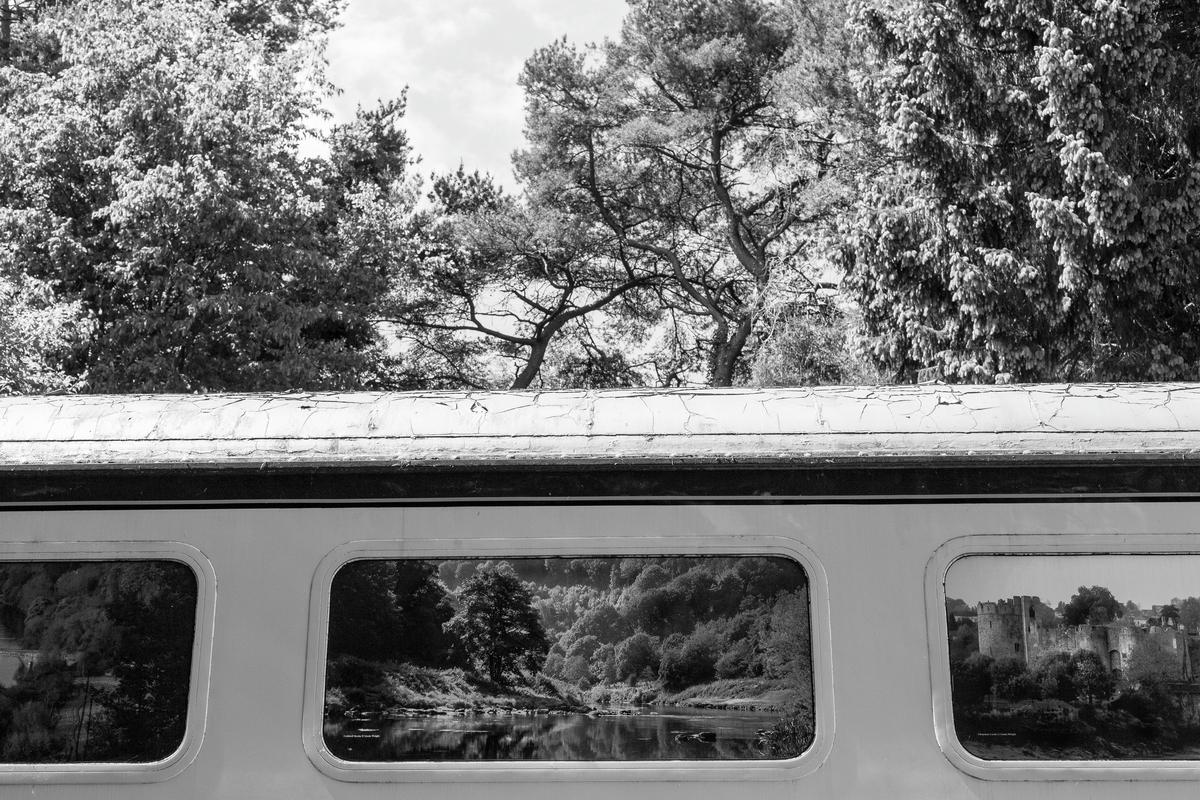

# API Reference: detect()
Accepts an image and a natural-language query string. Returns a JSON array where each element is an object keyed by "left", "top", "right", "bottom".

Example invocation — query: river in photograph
[{"left": 326, "top": 707, "right": 792, "bottom": 761}]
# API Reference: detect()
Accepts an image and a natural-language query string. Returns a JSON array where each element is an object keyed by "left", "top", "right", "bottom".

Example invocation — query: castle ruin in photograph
[{"left": 977, "top": 596, "right": 1194, "bottom": 678}]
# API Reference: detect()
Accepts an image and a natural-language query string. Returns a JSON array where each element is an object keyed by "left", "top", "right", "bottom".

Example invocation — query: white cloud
[{"left": 323, "top": 0, "right": 626, "bottom": 186}]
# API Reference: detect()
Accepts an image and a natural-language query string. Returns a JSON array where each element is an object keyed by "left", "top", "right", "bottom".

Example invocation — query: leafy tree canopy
[
  {"left": 1062, "top": 586, "right": 1124, "bottom": 626},
  {"left": 0, "top": 0, "right": 408, "bottom": 392},
  {"left": 447, "top": 562, "right": 549, "bottom": 685},
  {"left": 1179, "top": 597, "right": 1200, "bottom": 630},
  {"left": 387, "top": 166, "right": 652, "bottom": 389},
  {"left": 845, "top": 0, "right": 1200, "bottom": 383},
  {"left": 517, "top": 0, "right": 859, "bottom": 386},
  {"left": 1125, "top": 633, "right": 1183, "bottom": 687}
]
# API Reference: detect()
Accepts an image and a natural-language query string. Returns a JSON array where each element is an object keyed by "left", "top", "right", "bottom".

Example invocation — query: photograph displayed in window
[
  {"left": 945, "top": 555, "right": 1200, "bottom": 760},
  {"left": 324, "top": 556, "right": 813, "bottom": 761},
  {"left": 0, "top": 560, "right": 197, "bottom": 763}
]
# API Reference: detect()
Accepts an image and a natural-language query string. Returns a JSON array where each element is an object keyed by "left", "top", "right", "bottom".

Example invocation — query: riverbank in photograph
[{"left": 323, "top": 661, "right": 807, "bottom": 760}]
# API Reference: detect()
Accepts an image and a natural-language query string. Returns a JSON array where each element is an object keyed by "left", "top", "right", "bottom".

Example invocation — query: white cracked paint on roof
[{"left": 0, "top": 385, "right": 1197, "bottom": 466}]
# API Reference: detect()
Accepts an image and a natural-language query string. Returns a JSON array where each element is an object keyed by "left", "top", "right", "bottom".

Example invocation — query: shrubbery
[
  {"left": 659, "top": 630, "right": 720, "bottom": 691},
  {"left": 952, "top": 648, "right": 1148, "bottom": 710},
  {"left": 536, "top": 558, "right": 810, "bottom": 695}
]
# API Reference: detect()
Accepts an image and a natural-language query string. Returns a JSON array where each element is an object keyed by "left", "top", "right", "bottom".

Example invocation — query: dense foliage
[
  {"left": 0, "top": 561, "right": 197, "bottom": 762},
  {"left": 5, "top": 0, "right": 1200, "bottom": 391},
  {"left": 327, "top": 559, "right": 459, "bottom": 666},
  {"left": 447, "top": 562, "right": 549, "bottom": 684},
  {"left": 946, "top": 584, "right": 1200, "bottom": 758},
  {"left": 0, "top": 0, "right": 406, "bottom": 392},
  {"left": 845, "top": 0, "right": 1200, "bottom": 382},
  {"left": 1062, "top": 585, "right": 1125, "bottom": 625},
  {"left": 326, "top": 556, "right": 813, "bottom": 724}
]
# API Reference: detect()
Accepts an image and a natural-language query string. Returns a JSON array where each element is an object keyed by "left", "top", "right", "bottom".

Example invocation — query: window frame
[
  {"left": 927, "top": 533, "right": 1200, "bottom": 781},
  {"left": 303, "top": 534, "right": 833, "bottom": 783},
  {"left": 0, "top": 540, "right": 215, "bottom": 784}
]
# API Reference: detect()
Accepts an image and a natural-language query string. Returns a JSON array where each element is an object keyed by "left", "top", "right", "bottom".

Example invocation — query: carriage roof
[{"left": 0, "top": 384, "right": 1196, "bottom": 469}]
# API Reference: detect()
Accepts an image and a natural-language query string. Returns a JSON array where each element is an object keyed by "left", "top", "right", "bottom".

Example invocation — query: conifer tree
[{"left": 845, "top": 0, "right": 1200, "bottom": 382}]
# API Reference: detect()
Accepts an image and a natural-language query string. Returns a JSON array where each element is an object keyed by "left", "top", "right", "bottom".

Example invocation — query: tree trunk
[
  {"left": 709, "top": 315, "right": 753, "bottom": 387},
  {"left": 509, "top": 337, "right": 549, "bottom": 390},
  {"left": 1, "top": 0, "right": 12, "bottom": 67}
]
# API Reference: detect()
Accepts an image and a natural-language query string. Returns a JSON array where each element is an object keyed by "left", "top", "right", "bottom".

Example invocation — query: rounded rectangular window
[
  {"left": 944, "top": 553, "right": 1200, "bottom": 762},
  {"left": 0, "top": 559, "right": 198, "bottom": 765},
  {"left": 322, "top": 555, "right": 813, "bottom": 763}
]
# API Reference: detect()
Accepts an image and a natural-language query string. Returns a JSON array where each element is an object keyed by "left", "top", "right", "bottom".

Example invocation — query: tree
[
  {"left": 761, "top": 589, "right": 810, "bottom": 681},
  {"left": 326, "top": 561, "right": 402, "bottom": 662},
  {"left": 616, "top": 632, "right": 660, "bottom": 681},
  {"left": 845, "top": 0, "right": 1200, "bottom": 382},
  {"left": 736, "top": 556, "right": 806, "bottom": 599},
  {"left": 628, "top": 564, "right": 671, "bottom": 594},
  {"left": 989, "top": 657, "right": 1039, "bottom": 701},
  {"left": 1031, "top": 651, "right": 1076, "bottom": 701},
  {"left": 518, "top": 0, "right": 853, "bottom": 386},
  {"left": 222, "top": 0, "right": 343, "bottom": 49},
  {"left": 387, "top": 167, "right": 654, "bottom": 389},
  {"left": 1069, "top": 650, "right": 1115, "bottom": 705},
  {"left": 562, "top": 634, "right": 602, "bottom": 687},
  {"left": 595, "top": 642, "right": 618, "bottom": 684},
  {"left": 306, "top": 96, "right": 417, "bottom": 389},
  {"left": 950, "top": 652, "right": 993, "bottom": 707},
  {"left": 659, "top": 627, "right": 720, "bottom": 690},
  {"left": 948, "top": 619, "right": 978, "bottom": 664},
  {"left": 0, "top": 274, "right": 80, "bottom": 394},
  {"left": 569, "top": 602, "right": 630, "bottom": 643},
  {"left": 625, "top": 586, "right": 692, "bottom": 636},
  {"left": 1, "top": 0, "right": 405, "bottom": 392},
  {"left": 715, "top": 636, "right": 756, "bottom": 679},
  {"left": 447, "top": 562, "right": 549, "bottom": 685},
  {"left": 1179, "top": 597, "right": 1200, "bottom": 631},
  {"left": 751, "top": 297, "right": 880, "bottom": 386},
  {"left": 392, "top": 561, "right": 459, "bottom": 666},
  {"left": 1061, "top": 585, "right": 1123, "bottom": 626},
  {"left": 99, "top": 562, "right": 197, "bottom": 762},
  {"left": 0, "top": 657, "right": 76, "bottom": 761},
  {"left": 1, "top": 0, "right": 339, "bottom": 67},
  {"left": 0, "top": 0, "right": 39, "bottom": 67},
  {"left": 1125, "top": 634, "right": 1183, "bottom": 686}
]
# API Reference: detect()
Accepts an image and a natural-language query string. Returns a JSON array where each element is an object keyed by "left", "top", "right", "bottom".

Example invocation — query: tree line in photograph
[
  {"left": 3, "top": 0, "right": 1198, "bottom": 393},
  {"left": 324, "top": 556, "right": 812, "bottom": 758},
  {"left": 0, "top": 561, "right": 197, "bottom": 762},
  {"left": 948, "top": 586, "right": 1200, "bottom": 759}
]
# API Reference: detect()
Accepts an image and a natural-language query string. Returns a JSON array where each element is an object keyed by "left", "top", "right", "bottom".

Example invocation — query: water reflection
[{"left": 326, "top": 708, "right": 794, "bottom": 761}]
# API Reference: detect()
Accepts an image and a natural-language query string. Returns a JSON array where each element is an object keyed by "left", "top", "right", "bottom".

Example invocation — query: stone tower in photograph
[{"left": 976, "top": 596, "right": 1040, "bottom": 662}]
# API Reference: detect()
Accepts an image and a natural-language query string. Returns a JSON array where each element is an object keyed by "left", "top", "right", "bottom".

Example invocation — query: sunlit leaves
[{"left": 0, "top": 0, "right": 405, "bottom": 391}]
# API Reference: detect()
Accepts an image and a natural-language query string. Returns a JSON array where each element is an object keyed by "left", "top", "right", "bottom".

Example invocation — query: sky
[
  {"left": 946, "top": 555, "right": 1200, "bottom": 610},
  {"left": 323, "top": 0, "right": 628, "bottom": 187}
]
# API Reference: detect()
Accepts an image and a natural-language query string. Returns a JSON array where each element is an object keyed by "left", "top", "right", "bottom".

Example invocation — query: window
[
  {"left": 943, "top": 551, "right": 1200, "bottom": 763},
  {"left": 321, "top": 555, "right": 814, "bottom": 763},
  {"left": 0, "top": 559, "right": 198, "bottom": 765}
]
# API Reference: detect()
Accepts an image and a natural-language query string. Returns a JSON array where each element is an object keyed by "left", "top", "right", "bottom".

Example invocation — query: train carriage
[{"left": 0, "top": 384, "right": 1199, "bottom": 798}]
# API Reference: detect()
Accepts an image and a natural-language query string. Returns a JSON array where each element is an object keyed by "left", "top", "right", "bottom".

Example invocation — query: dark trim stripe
[
  {"left": 4, "top": 497, "right": 1200, "bottom": 513},
  {"left": 3, "top": 459, "right": 1200, "bottom": 505}
]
